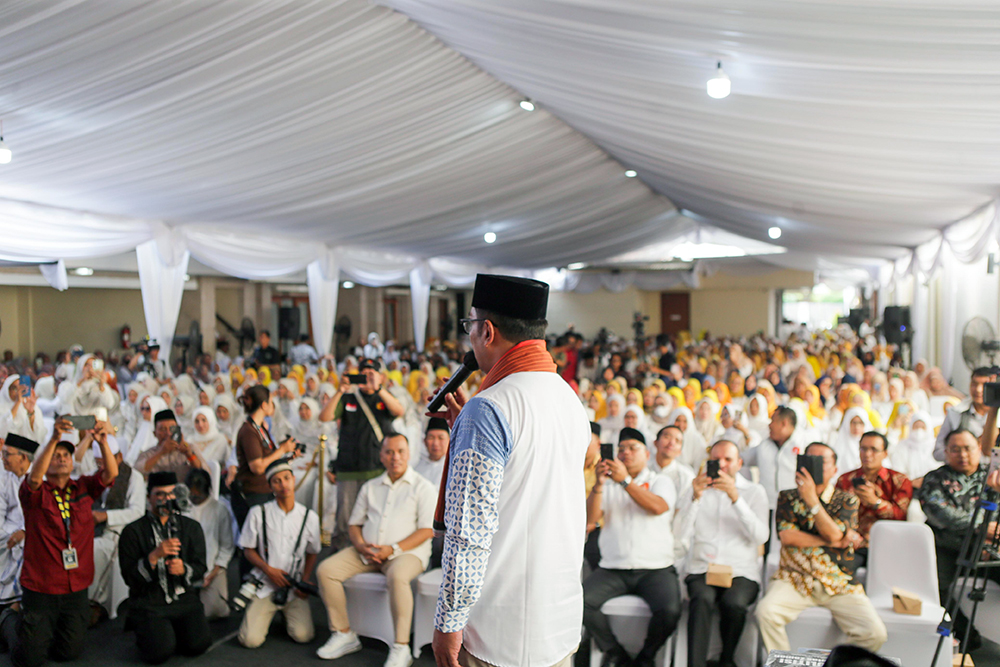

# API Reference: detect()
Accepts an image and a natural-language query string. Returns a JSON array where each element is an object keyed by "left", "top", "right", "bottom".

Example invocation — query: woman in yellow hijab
[
  {"left": 683, "top": 378, "right": 702, "bottom": 409},
  {"left": 626, "top": 388, "right": 643, "bottom": 407},
  {"left": 805, "top": 385, "right": 826, "bottom": 421},
  {"left": 589, "top": 390, "right": 608, "bottom": 421},
  {"left": 667, "top": 387, "right": 685, "bottom": 413}
]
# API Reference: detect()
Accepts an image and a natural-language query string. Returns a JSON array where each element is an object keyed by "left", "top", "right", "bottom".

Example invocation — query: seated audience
[
  {"left": 316, "top": 433, "right": 435, "bottom": 667},
  {"left": 649, "top": 425, "right": 696, "bottom": 494},
  {"left": 186, "top": 469, "right": 234, "bottom": 620},
  {"left": 834, "top": 431, "right": 911, "bottom": 565},
  {"left": 90, "top": 436, "right": 146, "bottom": 622},
  {"left": 13, "top": 418, "right": 117, "bottom": 667},
  {"left": 118, "top": 471, "right": 211, "bottom": 665},
  {"left": 934, "top": 367, "right": 993, "bottom": 461},
  {"left": 674, "top": 440, "right": 769, "bottom": 667},
  {"left": 135, "top": 409, "right": 202, "bottom": 481},
  {"left": 584, "top": 427, "right": 680, "bottom": 667},
  {"left": 237, "top": 458, "right": 320, "bottom": 648},
  {"left": 918, "top": 429, "right": 997, "bottom": 651},
  {"left": 0, "top": 434, "right": 35, "bottom": 651},
  {"left": 756, "top": 443, "right": 887, "bottom": 653}
]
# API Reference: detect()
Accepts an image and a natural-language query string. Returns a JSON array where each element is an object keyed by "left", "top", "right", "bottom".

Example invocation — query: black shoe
[
  {"left": 632, "top": 654, "right": 655, "bottom": 667},
  {"left": 600, "top": 647, "right": 629, "bottom": 667}
]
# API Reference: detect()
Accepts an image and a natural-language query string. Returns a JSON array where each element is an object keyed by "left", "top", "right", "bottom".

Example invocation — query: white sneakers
[
  {"left": 384, "top": 643, "right": 413, "bottom": 667},
  {"left": 316, "top": 631, "right": 362, "bottom": 660}
]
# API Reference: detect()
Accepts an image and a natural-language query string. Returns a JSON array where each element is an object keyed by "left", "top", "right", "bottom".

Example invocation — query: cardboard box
[
  {"left": 953, "top": 654, "right": 974, "bottom": 667},
  {"left": 891, "top": 587, "right": 922, "bottom": 616},
  {"left": 706, "top": 563, "right": 733, "bottom": 588}
]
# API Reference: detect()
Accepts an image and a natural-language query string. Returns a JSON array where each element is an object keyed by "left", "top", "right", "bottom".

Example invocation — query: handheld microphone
[{"left": 427, "top": 351, "right": 479, "bottom": 413}]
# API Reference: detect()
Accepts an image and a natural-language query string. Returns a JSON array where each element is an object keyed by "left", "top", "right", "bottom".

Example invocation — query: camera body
[{"left": 984, "top": 382, "right": 1000, "bottom": 409}]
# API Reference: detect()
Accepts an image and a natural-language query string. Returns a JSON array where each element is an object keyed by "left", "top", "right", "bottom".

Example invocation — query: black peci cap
[{"left": 471, "top": 274, "right": 549, "bottom": 321}]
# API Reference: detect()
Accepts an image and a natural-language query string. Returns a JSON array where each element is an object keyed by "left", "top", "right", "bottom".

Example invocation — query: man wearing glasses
[{"left": 583, "top": 427, "right": 681, "bottom": 667}]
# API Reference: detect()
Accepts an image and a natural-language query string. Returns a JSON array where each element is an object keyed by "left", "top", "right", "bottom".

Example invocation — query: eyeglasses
[
  {"left": 618, "top": 444, "right": 645, "bottom": 453},
  {"left": 140, "top": 406, "right": 151, "bottom": 412},
  {"left": 459, "top": 318, "right": 488, "bottom": 335}
]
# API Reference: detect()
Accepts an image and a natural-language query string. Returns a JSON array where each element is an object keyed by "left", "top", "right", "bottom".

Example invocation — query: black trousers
[
  {"left": 131, "top": 604, "right": 211, "bottom": 665},
  {"left": 684, "top": 574, "right": 759, "bottom": 667},
  {"left": 583, "top": 566, "right": 681, "bottom": 660},
  {"left": 584, "top": 528, "right": 602, "bottom": 572},
  {"left": 12, "top": 589, "right": 89, "bottom": 667}
]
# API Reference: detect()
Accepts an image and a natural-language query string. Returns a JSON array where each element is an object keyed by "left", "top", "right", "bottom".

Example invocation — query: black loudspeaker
[
  {"left": 847, "top": 308, "right": 867, "bottom": 333},
  {"left": 883, "top": 306, "right": 912, "bottom": 345},
  {"left": 278, "top": 307, "right": 300, "bottom": 340}
]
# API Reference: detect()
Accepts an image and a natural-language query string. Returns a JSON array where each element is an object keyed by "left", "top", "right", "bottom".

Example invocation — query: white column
[{"left": 199, "top": 277, "right": 217, "bottom": 355}]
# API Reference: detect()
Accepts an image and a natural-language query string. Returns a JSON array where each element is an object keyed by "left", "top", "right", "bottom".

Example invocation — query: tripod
[{"left": 931, "top": 480, "right": 1000, "bottom": 667}]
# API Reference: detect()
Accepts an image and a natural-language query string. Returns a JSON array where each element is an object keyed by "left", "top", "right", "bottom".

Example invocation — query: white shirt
[
  {"left": 648, "top": 457, "right": 695, "bottom": 496},
  {"left": 240, "top": 500, "right": 321, "bottom": 598},
  {"left": 934, "top": 403, "right": 987, "bottom": 461},
  {"left": 741, "top": 437, "right": 801, "bottom": 510},
  {"left": 674, "top": 475, "right": 770, "bottom": 583},
  {"left": 414, "top": 456, "right": 446, "bottom": 490},
  {"left": 97, "top": 465, "right": 147, "bottom": 534},
  {"left": 289, "top": 343, "right": 319, "bottom": 367},
  {"left": 189, "top": 498, "right": 235, "bottom": 571},
  {"left": 350, "top": 466, "right": 436, "bottom": 568},
  {"left": 598, "top": 466, "right": 677, "bottom": 570}
]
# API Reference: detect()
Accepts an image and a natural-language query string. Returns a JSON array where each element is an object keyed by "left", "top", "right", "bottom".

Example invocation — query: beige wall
[
  {"left": 0, "top": 285, "right": 149, "bottom": 358},
  {"left": 547, "top": 287, "right": 657, "bottom": 339},
  {"left": 690, "top": 289, "right": 772, "bottom": 337}
]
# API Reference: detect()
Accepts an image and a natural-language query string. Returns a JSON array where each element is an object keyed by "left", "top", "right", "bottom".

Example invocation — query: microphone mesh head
[{"left": 463, "top": 350, "right": 479, "bottom": 371}]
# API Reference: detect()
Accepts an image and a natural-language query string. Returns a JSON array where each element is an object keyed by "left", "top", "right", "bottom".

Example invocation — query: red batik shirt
[{"left": 835, "top": 466, "right": 912, "bottom": 546}]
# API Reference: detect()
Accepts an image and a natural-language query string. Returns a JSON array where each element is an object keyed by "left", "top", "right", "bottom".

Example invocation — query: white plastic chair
[
  {"left": 589, "top": 596, "right": 672, "bottom": 667},
  {"left": 343, "top": 572, "right": 397, "bottom": 649},
  {"left": 412, "top": 568, "right": 442, "bottom": 658}
]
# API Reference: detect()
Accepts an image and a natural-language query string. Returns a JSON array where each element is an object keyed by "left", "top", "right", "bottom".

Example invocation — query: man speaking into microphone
[{"left": 432, "top": 274, "right": 591, "bottom": 667}]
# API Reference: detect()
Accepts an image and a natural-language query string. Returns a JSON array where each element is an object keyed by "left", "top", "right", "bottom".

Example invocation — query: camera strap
[
  {"left": 354, "top": 390, "right": 384, "bottom": 443},
  {"left": 260, "top": 503, "right": 310, "bottom": 576}
]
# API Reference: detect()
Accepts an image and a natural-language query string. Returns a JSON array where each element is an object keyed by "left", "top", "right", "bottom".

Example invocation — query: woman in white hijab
[
  {"left": 303, "top": 373, "right": 320, "bottom": 399},
  {"left": 828, "top": 406, "right": 871, "bottom": 473},
  {"left": 198, "top": 384, "right": 217, "bottom": 407},
  {"left": 718, "top": 404, "right": 760, "bottom": 451},
  {"left": 648, "top": 393, "right": 676, "bottom": 431},
  {"left": 622, "top": 404, "right": 654, "bottom": 446},
  {"left": 693, "top": 397, "right": 724, "bottom": 446},
  {"left": 172, "top": 374, "right": 199, "bottom": 401},
  {"left": 0, "top": 375, "right": 47, "bottom": 443},
  {"left": 598, "top": 394, "right": 626, "bottom": 445},
  {"left": 213, "top": 393, "right": 243, "bottom": 444},
  {"left": 34, "top": 375, "right": 59, "bottom": 436},
  {"left": 125, "top": 395, "right": 167, "bottom": 466},
  {"left": 745, "top": 394, "right": 771, "bottom": 441},
  {"left": 212, "top": 374, "right": 232, "bottom": 399},
  {"left": 290, "top": 397, "right": 338, "bottom": 507},
  {"left": 669, "top": 406, "right": 709, "bottom": 471},
  {"left": 889, "top": 411, "right": 940, "bottom": 486},
  {"left": 69, "top": 354, "right": 120, "bottom": 418},
  {"left": 188, "top": 406, "right": 230, "bottom": 467},
  {"left": 271, "top": 378, "right": 300, "bottom": 438},
  {"left": 120, "top": 383, "right": 144, "bottom": 444},
  {"left": 173, "top": 394, "right": 198, "bottom": 440}
]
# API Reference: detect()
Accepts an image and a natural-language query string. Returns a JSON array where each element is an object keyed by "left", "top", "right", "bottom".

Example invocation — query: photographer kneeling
[
  {"left": 119, "top": 472, "right": 211, "bottom": 665},
  {"left": 236, "top": 458, "right": 321, "bottom": 649}
]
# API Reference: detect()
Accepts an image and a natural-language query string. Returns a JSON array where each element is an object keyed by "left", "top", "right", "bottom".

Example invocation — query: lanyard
[
  {"left": 52, "top": 488, "right": 73, "bottom": 548},
  {"left": 248, "top": 418, "right": 276, "bottom": 453}
]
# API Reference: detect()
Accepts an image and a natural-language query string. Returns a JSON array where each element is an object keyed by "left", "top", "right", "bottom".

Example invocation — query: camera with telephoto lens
[
  {"left": 229, "top": 575, "right": 263, "bottom": 613},
  {"left": 272, "top": 578, "right": 319, "bottom": 606}
]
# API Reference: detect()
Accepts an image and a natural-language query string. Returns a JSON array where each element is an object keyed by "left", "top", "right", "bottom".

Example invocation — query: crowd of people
[{"left": 0, "top": 318, "right": 997, "bottom": 667}]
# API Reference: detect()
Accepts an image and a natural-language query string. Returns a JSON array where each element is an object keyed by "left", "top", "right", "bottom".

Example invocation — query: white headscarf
[
  {"left": 73, "top": 354, "right": 94, "bottom": 384},
  {"left": 0, "top": 376, "right": 20, "bottom": 414},
  {"left": 189, "top": 405, "right": 229, "bottom": 466},
  {"left": 126, "top": 396, "right": 167, "bottom": 466},
  {"left": 829, "top": 406, "right": 871, "bottom": 472},
  {"left": 746, "top": 394, "right": 771, "bottom": 438},
  {"left": 891, "top": 411, "right": 939, "bottom": 481},
  {"left": 693, "top": 397, "right": 722, "bottom": 446},
  {"left": 669, "top": 406, "right": 709, "bottom": 470},
  {"left": 213, "top": 393, "right": 244, "bottom": 442}
]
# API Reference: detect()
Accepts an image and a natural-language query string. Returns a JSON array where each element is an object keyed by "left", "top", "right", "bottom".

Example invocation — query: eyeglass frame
[{"left": 459, "top": 318, "right": 488, "bottom": 335}]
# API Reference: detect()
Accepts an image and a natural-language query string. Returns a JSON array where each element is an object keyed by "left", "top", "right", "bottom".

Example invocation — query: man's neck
[
  {"left": 626, "top": 465, "right": 645, "bottom": 478},
  {"left": 11, "top": 464, "right": 28, "bottom": 479},
  {"left": 656, "top": 453, "right": 674, "bottom": 469},
  {"left": 276, "top": 495, "right": 296, "bottom": 513},
  {"left": 46, "top": 473, "right": 70, "bottom": 490},
  {"left": 862, "top": 466, "right": 882, "bottom": 480},
  {"left": 388, "top": 469, "right": 406, "bottom": 484},
  {"left": 974, "top": 402, "right": 988, "bottom": 416}
]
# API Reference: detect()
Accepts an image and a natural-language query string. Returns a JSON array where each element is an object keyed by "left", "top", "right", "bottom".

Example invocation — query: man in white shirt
[
  {"left": 238, "top": 459, "right": 321, "bottom": 649},
  {"left": 934, "top": 367, "right": 993, "bottom": 461},
  {"left": 186, "top": 469, "right": 234, "bottom": 620},
  {"left": 289, "top": 334, "right": 320, "bottom": 368},
  {"left": 0, "top": 434, "right": 34, "bottom": 610},
  {"left": 316, "top": 433, "right": 436, "bottom": 667},
  {"left": 649, "top": 425, "right": 696, "bottom": 495},
  {"left": 674, "top": 441, "right": 769, "bottom": 667},
  {"left": 741, "top": 406, "right": 799, "bottom": 558},
  {"left": 413, "top": 418, "right": 449, "bottom": 569},
  {"left": 584, "top": 427, "right": 680, "bottom": 667},
  {"left": 90, "top": 436, "right": 146, "bottom": 621}
]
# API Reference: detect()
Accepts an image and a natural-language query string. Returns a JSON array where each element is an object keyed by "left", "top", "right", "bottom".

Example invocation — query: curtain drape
[
  {"left": 135, "top": 238, "right": 190, "bottom": 356},
  {"left": 409, "top": 263, "right": 433, "bottom": 353},
  {"left": 306, "top": 252, "right": 341, "bottom": 357}
]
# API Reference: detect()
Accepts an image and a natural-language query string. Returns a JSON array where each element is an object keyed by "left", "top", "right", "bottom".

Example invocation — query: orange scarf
[{"left": 433, "top": 340, "right": 557, "bottom": 528}]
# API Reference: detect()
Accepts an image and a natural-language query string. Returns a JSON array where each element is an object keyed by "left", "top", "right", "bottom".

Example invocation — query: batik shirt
[
  {"left": 835, "top": 467, "right": 912, "bottom": 547},
  {"left": 774, "top": 485, "right": 863, "bottom": 597},
  {"left": 917, "top": 462, "right": 988, "bottom": 551}
]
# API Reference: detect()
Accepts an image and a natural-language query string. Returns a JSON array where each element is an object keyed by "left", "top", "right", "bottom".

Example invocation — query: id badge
[{"left": 62, "top": 547, "right": 79, "bottom": 570}]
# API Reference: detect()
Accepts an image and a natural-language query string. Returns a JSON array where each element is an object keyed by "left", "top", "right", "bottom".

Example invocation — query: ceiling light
[
  {"left": 567, "top": 262, "right": 587, "bottom": 270},
  {"left": 624, "top": 170, "right": 637, "bottom": 178},
  {"left": 519, "top": 100, "right": 535, "bottom": 111},
  {"left": 706, "top": 62, "right": 731, "bottom": 99},
  {"left": 768, "top": 226, "right": 782, "bottom": 239},
  {"left": 183, "top": 274, "right": 191, "bottom": 282},
  {"left": 0, "top": 121, "right": 10, "bottom": 164},
  {"left": 484, "top": 231, "right": 497, "bottom": 244},
  {"left": 434, "top": 285, "right": 447, "bottom": 292},
  {"left": 342, "top": 281, "right": 355, "bottom": 289},
  {"left": 73, "top": 267, "right": 94, "bottom": 276}
]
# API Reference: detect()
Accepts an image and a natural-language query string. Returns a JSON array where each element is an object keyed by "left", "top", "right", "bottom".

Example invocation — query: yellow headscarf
[
  {"left": 667, "top": 386, "right": 685, "bottom": 411},
  {"left": 626, "top": 388, "right": 643, "bottom": 406},
  {"left": 727, "top": 371, "right": 745, "bottom": 398},
  {"left": 805, "top": 385, "right": 826, "bottom": 420},
  {"left": 259, "top": 366, "right": 272, "bottom": 387},
  {"left": 715, "top": 383, "right": 732, "bottom": 406},
  {"left": 683, "top": 379, "right": 702, "bottom": 409},
  {"left": 591, "top": 390, "right": 608, "bottom": 421}
]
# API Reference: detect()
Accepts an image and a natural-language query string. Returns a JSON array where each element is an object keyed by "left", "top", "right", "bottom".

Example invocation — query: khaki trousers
[
  {"left": 238, "top": 592, "right": 315, "bottom": 648},
  {"left": 755, "top": 579, "right": 887, "bottom": 652},
  {"left": 201, "top": 572, "right": 230, "bottom": 620},
  {"left": 460, "top": 647, "right": 576, "bottom": 667},
  {"left": 316, "top": 546, "right": 424, "bottom": 644}
]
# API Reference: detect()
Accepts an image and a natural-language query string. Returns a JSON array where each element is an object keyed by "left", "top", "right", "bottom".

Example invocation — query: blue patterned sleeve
[{"left": 434, "top": 396, "right": 513, "bottom": 633}]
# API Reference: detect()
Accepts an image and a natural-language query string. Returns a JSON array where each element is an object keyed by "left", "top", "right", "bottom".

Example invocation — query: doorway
[{"left": 660, "top": 292, "right": 691, "bottom": 335}]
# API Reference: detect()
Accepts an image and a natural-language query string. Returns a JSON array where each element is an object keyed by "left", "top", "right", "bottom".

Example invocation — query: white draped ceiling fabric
[{"left": 0, "top": 0, "right": 998, "bottom": 351}]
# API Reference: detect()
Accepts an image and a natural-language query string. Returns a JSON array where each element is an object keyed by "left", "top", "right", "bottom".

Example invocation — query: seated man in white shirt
[
  {"left": 237, "top": 458, "right": 321, "bottom": 648},
  {"left": 674, "top": 440, "right": 769, "bottom": 667},
  {"left": 315, "top": 433, "right": 436, "bottom": 667},
  {"left": 584, "top": 427, "right": 681, "bottom": 667},
  {"left": 90, "top": 435, "right": 146, "bottom": 622},
  {"left": 649, "top": 425, "right": 696, "bottom": 494},
  {"left": 412, "top": 417, "right": 449, "bottom": 569},
  {"left": 186, "top": 469, "right": 235, "bottom": 620}
]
